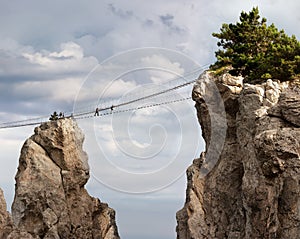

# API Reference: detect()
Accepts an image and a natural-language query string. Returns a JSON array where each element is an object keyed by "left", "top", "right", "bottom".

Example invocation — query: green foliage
[
  {"left": 211, "top": 7, "right": 300, "bottom": 82},
  {"left": 49, "top": 111, "right": 59, "bottom": 121}
]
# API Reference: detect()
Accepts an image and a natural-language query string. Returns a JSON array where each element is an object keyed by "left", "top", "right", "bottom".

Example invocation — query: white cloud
[
  {"left": 74, "top": 78, "right": 138, "bottom": 105},
  {"left": 141, "top": 54, "right": 185, "bottom": 84},
  {"left": 0, "top": 1, "right": 299, "bottom": 239},
  {"left": 49, "top": 42, "right": 83, "bottom": 59},
  {"left": 14, "top": 77, "right": 83, "bottom": 102},
  {"left": 101, "top": 79, "right": 138, "bottom": 98},
  {"left": 0, "top": 40, "right": 100, "bottom": 117},
  {"left": 22, "top": 42, "right": 98, "bottom": 73}
]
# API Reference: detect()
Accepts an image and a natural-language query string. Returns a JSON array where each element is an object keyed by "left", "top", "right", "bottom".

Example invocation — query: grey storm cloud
[
  {"left": 108, "top": 3, "right": 134, "bottom": 19},
  {"left": 159, "top": 14, "right": 185, "bottom": 33}
]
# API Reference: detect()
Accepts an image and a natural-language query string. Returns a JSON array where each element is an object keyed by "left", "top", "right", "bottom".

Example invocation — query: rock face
[
  {"left": 0, "top": 189, "right": 13, "bottom": 239},
  {"left": 1, "top": 118, "right": 119, "bottom": 239},
  {"left": 177, "top": 72, "right": 300, "bottom": 239}
]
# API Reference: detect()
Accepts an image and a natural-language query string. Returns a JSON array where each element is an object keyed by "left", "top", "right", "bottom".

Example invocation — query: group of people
[
  {"left": 94, "top": 105, "right": 114, "bottom": 116},
  {"left": 49, "top": 105, "right": 115, "bottom": 121}
]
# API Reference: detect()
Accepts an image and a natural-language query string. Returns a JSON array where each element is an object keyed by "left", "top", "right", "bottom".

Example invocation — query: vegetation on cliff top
[{"left": 210, "top": 7, "right": 300, "bottom": 83}]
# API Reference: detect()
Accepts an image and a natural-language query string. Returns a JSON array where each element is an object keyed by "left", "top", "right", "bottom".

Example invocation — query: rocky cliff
[
  {"left": 177, "top": 71, "right": 300, "bottom": 239},
  {"left": 0, "top": 118, "right": 120, "bottom": 239},
  {"left": 0, "top": 189, "right": 13, "bottom": 238}
]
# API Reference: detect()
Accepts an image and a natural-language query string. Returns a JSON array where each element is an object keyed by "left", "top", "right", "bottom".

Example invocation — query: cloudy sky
[{"left": 0, "top": 1, "right": 299, "bottom": 238}]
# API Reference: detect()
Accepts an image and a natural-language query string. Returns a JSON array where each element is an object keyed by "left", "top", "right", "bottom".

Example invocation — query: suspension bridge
[{"left": 0, "top": 66, "right": 208, "bottom": 130}]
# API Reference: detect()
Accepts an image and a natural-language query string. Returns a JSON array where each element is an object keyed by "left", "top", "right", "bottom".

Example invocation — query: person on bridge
[
  {"left": 94, "top": 107, "right": 99, "bottom": 116},
  {"left": 59, "top": 112, "right": 64, "bottom": 118},
  {"left": 110, "top": 105, "right": 114, "bottom": 111}
]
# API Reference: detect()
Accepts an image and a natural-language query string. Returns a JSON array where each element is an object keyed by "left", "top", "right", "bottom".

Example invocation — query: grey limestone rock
[
  {"left": 177, "top": 72, "right": 300, "bottom": 239},
  {"left": 0, "top": 118, "right": 120, "bottom": 239}
]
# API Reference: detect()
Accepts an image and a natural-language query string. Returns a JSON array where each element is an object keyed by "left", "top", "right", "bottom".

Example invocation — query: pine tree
[{"left": 211, "top": 7, "right": 300, "bottom": 82}]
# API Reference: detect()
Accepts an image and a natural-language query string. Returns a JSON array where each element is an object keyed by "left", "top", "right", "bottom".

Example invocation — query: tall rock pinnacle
[
  {"left": 1, "top": 118, "right": 120, "bottom": 239},
  {"left": 177, "top": 72, "right": 300, "bottom": 239}
]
